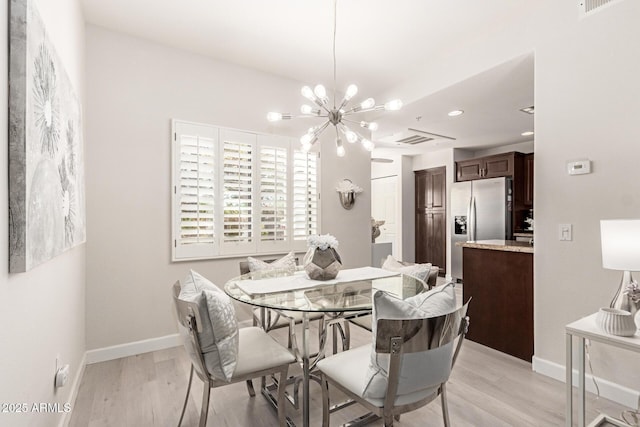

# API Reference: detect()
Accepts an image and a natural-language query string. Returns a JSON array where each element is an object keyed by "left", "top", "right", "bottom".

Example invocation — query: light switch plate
[
  {"left": 559, "top": 224, "right": 572, "bottom": 241},
  {"left": 567, "top": 160, "right": 591, "bottom": 175}
]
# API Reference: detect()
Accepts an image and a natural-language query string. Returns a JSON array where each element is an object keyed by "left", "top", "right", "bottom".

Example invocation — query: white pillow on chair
[
  {"left": 179, "top": 270, "right": 239, "bottom": 381},
  {"left": 247, "top": 251, "right": 297, "bottom": 273},
  {"left": 381, "top": 255, "right": 431, "bottom": 283},
  {"left": 362, "top": 282, "right": 456, "bottom": 399}
]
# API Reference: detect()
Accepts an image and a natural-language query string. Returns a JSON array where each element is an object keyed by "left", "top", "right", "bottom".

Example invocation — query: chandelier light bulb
[
  {"left": 361, "top": 138, "right": 375, "bottom": 152},
  {"left": 301, "top": 104, "right": 314, "bottom": 114},
  {"left": 267, "top": 112, "right": 283, "bottom": 122},
  {"left": 384, "top": 99, "right": 403, "bottom": 111},
  {"left": 300, "top": 133, "right": 314, "bottom": 145},
  {"left": 345, "top": 130, "right": 358, "bottom": 143},
  {"left": 360, "top": 98, "right": 375, "bottom": 110},
  {"left": 360, "top": 121, "right": 379, "bottom": 131},
  {"left": 314, "top": 84, "right": 327, "bottom": 100},
  {"left": 345, "top": 84, "right": 358, "bottom": 100},
  {"left": 301, "top": 86, "right": 316, "bottom": 101},
  {"left": 301, "top": 141, "right": 312, "bottom": 152},
  {"left": 336, "top": 137, "right": 345, "bottom": 157}
]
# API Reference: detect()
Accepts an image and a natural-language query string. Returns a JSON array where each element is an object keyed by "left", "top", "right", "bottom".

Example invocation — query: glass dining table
[{"left": 224, "top": 266, "right": 425, "bottom": 427}]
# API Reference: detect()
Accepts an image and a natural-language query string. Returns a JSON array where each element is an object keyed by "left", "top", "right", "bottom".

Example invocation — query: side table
[{"left": 566, "top": 313, "right": 640, "bottom": 427}]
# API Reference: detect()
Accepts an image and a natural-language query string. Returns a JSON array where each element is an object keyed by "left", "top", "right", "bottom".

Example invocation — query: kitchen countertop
[
  {"left": 456, "top": 239, "right": 534, "bottom": 254},
  {"left": 513, "top": 232, "right": 533, "bottom": 237}
]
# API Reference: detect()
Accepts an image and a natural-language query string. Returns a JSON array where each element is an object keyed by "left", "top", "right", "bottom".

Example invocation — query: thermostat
[{"left": 567, "top": 160, "right": 591, "bottom": 175}]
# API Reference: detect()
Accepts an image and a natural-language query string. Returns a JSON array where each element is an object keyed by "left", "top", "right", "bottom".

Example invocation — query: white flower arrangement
[
  {"left": 335, "top": 180, "right": 363, "bottom": 194},
  {"left": 307, "top": 234, "right": 339, "bottom": 251}
]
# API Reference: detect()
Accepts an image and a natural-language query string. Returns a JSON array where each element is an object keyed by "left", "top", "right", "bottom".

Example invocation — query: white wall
[
  {"left": 85, "top": 26, "right": 370, "bottom": 350},
  {"left": 0, "top": 1, "right": 86, "bottom": 426},
  {"left": 473, "top": 140, "right": 534, "bottom": 157},
  {"left": 394, "top": 0, "right": 640, "bottom": 403},
  {"left": 534, "top": 1, "right": 640, "bottom": 392}
]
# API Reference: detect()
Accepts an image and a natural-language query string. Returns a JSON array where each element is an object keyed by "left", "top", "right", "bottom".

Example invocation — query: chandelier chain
[{"left": 333, "top": 0, "right": 337, "bottom": 109}]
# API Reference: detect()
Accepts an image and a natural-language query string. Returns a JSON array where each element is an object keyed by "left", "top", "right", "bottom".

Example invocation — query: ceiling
[{"left": 82, "top": 0, "right": 534, "bottom": 154}]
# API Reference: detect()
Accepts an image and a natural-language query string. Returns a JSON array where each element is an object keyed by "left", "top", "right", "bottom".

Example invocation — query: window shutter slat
[{"left": 293, "top": 150, "right": 319, "bottom": 241}]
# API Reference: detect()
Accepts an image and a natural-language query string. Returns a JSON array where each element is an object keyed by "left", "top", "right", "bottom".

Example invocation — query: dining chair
[
  {"left": 317, "top": 301, "right": 470, "bottom": 427},
  {"left": 172, "top": 282, "right": 295, "bottom": 427},
  {"left": 349, "top": 264, "right": 439, "bottom": 332}
]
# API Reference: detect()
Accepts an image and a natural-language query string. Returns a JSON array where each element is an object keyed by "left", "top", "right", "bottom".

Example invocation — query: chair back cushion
[
  {"left": 381, "top": 255, "right": 431, "bottom": 284},
  {"left": 178, "top": 270, "right": 239, "bottom": 381},
  {"left": 362, "top": 282, "right": 456, "bottom": 399},
  {"left": 246, "top": 251, "right": 297, "bottom": 274}
]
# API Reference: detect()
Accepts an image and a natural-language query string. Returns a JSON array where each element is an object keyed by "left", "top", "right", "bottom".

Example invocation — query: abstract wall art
[{"left": 9, "top": 0, "right": 86, "bottom": 273}]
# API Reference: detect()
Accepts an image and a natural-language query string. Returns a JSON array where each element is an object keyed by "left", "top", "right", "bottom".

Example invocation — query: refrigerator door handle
[{"left": 469, "top": 196, "right": 477, "bottom": 241}]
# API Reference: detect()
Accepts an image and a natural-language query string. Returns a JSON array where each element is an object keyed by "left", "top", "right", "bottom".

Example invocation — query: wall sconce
[{"left": 336, "top": 179, "right": 363, "bottom": 210}]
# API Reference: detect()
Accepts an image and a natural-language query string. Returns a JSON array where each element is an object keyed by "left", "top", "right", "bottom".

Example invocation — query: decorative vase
[
  {"left": 595, "top": 308, "right": 637, "bottom": 337},
  {"left": 303, "top": 247, "right": 342, "bottom": 281}
]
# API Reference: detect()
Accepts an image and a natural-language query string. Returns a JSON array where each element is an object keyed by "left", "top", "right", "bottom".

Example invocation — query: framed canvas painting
[{"left": 9, "top": 0, "right": 86, "bottom": 273}]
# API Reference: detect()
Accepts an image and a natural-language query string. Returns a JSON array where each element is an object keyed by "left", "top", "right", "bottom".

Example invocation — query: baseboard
[
  {"left": 532, "top": 356, "right": 640, "bottom": 409},
  {"left": 59, "top": 352, "right": 86, "bottom": 427},
  {"left": 85, "top": 333, "right": 182, "bottom": 365}
]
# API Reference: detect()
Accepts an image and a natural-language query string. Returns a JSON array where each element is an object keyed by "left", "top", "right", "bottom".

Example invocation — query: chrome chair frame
[
  {"left": 172, "top": 282, "right": 292, "bottom": 427},
  {"left": 320, "top": 302, "right": 470, "bottom": 427}
]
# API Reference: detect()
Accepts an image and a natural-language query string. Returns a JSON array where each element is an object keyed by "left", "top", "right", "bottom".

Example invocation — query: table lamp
[{"left": 600, "top": 219, "right": 640, "bottom": 310}]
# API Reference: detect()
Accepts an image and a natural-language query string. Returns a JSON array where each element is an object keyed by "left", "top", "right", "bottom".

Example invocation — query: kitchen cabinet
[
  {"left": 415, "top": 167, "right": 446, "bottom": 273},
  {"left": 524, "top": 153, "right": 534, "bottom": 206},
  {"left": 462, "top": 245, "right": 533, "bottom": 361},
  {"left": 456, "top": 152, "right": 518, "bottom": 182}
]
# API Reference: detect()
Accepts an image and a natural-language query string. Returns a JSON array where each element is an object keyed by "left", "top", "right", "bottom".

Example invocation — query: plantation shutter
[
  {"left": 257, "top": 135, "right": 290, "bottom": 252},
  {"left": 172, "top": 122, "right": 217, "bottom": 260},
  {"left": 220, "top": 129, "right": 257, "bottom": 254},
  {"left": 293, "top": 150, "right": 319, "bottom": 249}
]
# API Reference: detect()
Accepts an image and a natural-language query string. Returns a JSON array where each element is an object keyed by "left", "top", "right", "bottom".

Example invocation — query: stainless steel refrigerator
[{"left": 451, "top": 177, "right": 513, "bottom": 281}]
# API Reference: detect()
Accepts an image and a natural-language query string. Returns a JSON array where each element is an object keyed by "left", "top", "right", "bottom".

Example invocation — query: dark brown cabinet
[
  {"left": 415, "top": 167, "right": 446, "bottom": 273},
  {"left": 524, "top": 153, "right": 534, "bottom": 206},
  {"left": 456, "top": 152, "right": 516, "bottom": 182},
  {"left": 463, "top": 247, "right": 533, "bottom": 361}
]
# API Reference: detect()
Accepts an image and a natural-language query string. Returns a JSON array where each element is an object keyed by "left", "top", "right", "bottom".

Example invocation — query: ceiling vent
[
  {"left": 378, "top": 128, "right": 456, "bottom": 146},
  {"left": 579, "top": 0, "right": 625, "bottom": 17}
]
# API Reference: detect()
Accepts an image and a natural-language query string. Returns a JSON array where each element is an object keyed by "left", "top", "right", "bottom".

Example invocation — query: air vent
[
  {"left": 397, "top": 135, "right": 434, "bottom": 145},
  {"left": 378, "top": 128, "right": 456, "bottom": 146},
  {"left": 579, "top": 0, "right": 624, "bottom": 17}
]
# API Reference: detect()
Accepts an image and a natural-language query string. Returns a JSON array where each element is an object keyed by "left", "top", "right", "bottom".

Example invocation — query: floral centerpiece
[
  {"left": 303, "top": 234, "right": 342, "bottom": 280},
  {"left": 624, "top": 280, "right": 640, "bottom": 328}
]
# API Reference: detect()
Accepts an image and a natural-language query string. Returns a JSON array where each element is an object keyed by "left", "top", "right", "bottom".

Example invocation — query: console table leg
[
  {"left": 566, "top": 333, "right": 573, "bottom": 427},
  {"left": 578, "top": 337, "right": 586, "bottom": 427}
]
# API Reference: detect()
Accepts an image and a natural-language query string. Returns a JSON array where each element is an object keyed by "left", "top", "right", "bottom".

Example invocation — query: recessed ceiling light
[
  {"left": 448, "top": 110, "right": 464, "bottom": 117},
  {"left": 521, "top": 131, "right": 534, "bottom": 136}
]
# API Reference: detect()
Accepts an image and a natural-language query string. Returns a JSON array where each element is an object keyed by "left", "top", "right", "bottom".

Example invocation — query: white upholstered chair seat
[
  {"left": 233, "top": 327, "right": 296, "bottom": 377},
  {"left": 316, "top": 345, "right": 438, "bottom": 408}
]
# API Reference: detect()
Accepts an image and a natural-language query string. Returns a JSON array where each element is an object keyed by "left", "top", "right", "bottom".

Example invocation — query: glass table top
[{"left": 224, "top": 267, "right": 425, "bottom": 312}]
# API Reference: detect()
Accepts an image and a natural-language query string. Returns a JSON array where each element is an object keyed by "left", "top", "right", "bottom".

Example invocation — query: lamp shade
[{"left": 600, "top": 219, "right": 640, "bottom": 271}]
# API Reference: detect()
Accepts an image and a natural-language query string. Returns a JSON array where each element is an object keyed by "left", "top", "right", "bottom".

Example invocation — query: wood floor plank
[{"left": 70, "top": 322, "right": 633, "bottom": 427}]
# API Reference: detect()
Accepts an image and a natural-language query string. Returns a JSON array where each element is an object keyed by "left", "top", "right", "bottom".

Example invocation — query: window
[{"left": 172, "top": 120, "right": 320, "bottom": 261}]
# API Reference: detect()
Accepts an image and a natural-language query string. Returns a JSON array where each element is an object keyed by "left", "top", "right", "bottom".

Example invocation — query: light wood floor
[{"left": 69, "top": 320, "right": 631, "bottom": 427}]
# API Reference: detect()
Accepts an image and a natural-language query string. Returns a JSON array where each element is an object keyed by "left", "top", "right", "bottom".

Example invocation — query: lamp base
[{"left": 611, "top": 270, "right": 634, "bottom": 311}]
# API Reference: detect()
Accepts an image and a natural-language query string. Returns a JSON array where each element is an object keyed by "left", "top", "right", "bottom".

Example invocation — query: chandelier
[{"left": 266, "top": 0, "right": 402, "bottom": 157}]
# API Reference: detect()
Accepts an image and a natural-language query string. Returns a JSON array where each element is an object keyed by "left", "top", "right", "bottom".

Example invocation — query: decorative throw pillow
[
  {"left": 247, "top": 251, "right": 297, "bottom": 273},
  {"left": 381, "top": 255, "right": 432, "bottom": 283},
  {"left": 179, "top": 270, "right": 239, "bottom": 381},
  {"left": 362, "top": 282, "right": 456, "bottom": 399}
]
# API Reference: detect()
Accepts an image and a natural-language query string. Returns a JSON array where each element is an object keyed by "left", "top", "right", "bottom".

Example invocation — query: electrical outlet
[{"left": 559, "top": 224, "right": 572, "bottom": 241}]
